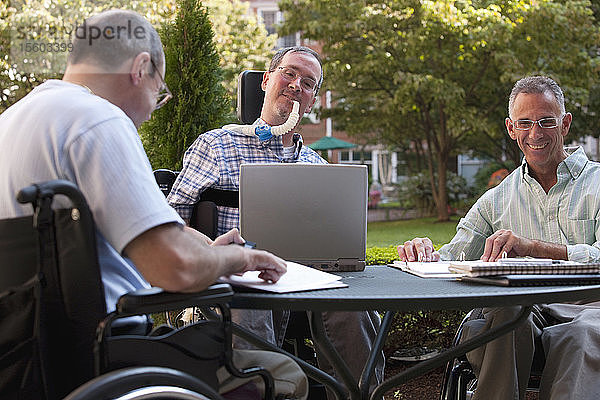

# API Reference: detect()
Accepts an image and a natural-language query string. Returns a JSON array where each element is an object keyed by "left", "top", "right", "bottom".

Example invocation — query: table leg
[
  {"left": 370, "top": 305, "right": 533, "bottom": 400},
  {"left": 359, "top": 311, "right": 394, "bottom": 399}
]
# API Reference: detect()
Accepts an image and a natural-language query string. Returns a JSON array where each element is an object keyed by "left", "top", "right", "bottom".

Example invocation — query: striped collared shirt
[
  {"left": 439, "top": 147, "right": 600, "bottom": 262},
  {"left": 167, "top": 123, "right": 326, "bottom": 236}
]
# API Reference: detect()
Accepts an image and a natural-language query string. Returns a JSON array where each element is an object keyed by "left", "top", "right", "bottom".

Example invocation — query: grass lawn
[{"left": 367, "top": 216, "right": 460, "bottom": 248}]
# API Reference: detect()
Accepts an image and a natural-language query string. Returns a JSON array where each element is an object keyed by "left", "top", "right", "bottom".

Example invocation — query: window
[
  {"left": 261, "top": 11, "right": 277, "bottom": 35},
  {"left": 339, "top": 150, "right": 372, "bottom": 164},
  {"left": 257, "top": 8, "right": 300, "bottom": 49},
  {"left": 282, "top": 33, "right": 298, "bottom": 47}
]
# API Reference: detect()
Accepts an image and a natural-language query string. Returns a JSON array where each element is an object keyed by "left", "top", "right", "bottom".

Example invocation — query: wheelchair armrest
[{"left": 116, "top": 283, "right": 233, "bottom": 316}]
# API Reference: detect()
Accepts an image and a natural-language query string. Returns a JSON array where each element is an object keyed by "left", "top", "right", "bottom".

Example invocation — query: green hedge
[{"left": 366, "top": 245, "right": 399, "bottom": 265}]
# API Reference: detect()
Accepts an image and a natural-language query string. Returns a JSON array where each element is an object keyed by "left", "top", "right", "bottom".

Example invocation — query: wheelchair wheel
[{"left": 63, "top": 366, "right": 224, "bottom": 400}]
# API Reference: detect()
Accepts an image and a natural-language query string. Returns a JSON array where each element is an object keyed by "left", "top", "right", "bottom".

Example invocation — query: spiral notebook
[
  {"left": 461, "top": 274, "right": 600, "bottom": 287},
  {"left": 449, "top": 258, "right": 600, "bottom": 277}
]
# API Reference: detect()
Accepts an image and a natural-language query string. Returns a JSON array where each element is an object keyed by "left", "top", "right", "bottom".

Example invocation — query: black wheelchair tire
[{"left": 63, "top": 366, "right": 224, "bottom": 400}]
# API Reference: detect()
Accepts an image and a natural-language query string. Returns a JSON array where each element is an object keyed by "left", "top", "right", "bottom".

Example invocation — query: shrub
[
  {"left": 395, "top": 171, "right": 472, "bottom": 214},
  {"left": 384, "top": 310, "right": 465, "bottom": 353},
  {"left": 366, "top": 246, "right": 399, "bottom": 265},
  {"left": 140, "top": 0, "right": 230, "bottom": 170},
  {"left": 472, "top": 160, "right": 516, "bottom": 197}
]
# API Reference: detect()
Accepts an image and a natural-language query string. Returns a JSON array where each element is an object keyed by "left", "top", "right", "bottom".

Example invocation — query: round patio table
[{"left": 231, "top": 265, "right": 600, "bottom": 400}]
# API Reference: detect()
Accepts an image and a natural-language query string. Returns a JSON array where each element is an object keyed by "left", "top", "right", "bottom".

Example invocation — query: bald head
[{"left": 67, "top": 9, "right": 164, "bottom": 73}]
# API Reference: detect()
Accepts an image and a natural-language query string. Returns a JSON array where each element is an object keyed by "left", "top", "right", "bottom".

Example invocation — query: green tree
[
  {"left": 204, "top": 0, "right": 276, "bottom": 116},
  {"left": 139, "top": 0, "right": 229, "bottom": 170},
  {"left": 0, "top": 0, "right": 176, "bottom": 113},
  {"left": 279, "top": 0, "right": 600, "bottom": 221}
]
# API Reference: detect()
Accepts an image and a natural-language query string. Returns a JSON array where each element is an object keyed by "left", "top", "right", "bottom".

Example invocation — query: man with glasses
[
  {"left": 151, "top": 58, "right": 173, "bottom": 110},
  {"left": 168, "top": 46, "right": 384, "bottom": 397},
  {"left": 0, "top": 9, "right": 309, "bottom": 399},
  {"left": 397, "top": 76, "right": 600, "bottom": 399}
]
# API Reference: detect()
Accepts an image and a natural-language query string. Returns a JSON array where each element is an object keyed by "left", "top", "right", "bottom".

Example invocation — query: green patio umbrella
[{"left": 307, "top": 136, "right": 356, "bottom": 150}]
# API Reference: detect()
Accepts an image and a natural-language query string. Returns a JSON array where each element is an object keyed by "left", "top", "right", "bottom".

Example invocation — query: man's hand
[
  {"left": 212, "top": 228, "right": 245, "bottom": 246},
  {"left": 480, "top": 229, "right": 534, "bottom": 261},
  {"left": 397, "top": 237, "right": 440, "bottom": 262},
  {"left": 183, "top": 225, "right": 213, "bottom": 245},
  {"left": 210, "top": 228, "right": 286, "bottom": 282},
  {"left": 236, "top": 248, "right": 287, "bottom": 283}
]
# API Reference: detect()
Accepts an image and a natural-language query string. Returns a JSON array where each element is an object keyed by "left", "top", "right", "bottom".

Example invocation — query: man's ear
[
  {"left": 505, "top": 117, "right": 517, "bottom": 140},
  {"left": 130, "top": 52, "right": 152, "bottom": 86},
  {"left": 304, "top": 96, "right": 317, "bottom": 115},
  {"left": 561, "top": 112, "right": 572, "bottom": 137},
  {"left": 260, "top": 70, "right": 270, "bottom": 91}
]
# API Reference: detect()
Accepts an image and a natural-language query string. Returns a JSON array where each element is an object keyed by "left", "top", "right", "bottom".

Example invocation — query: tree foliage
[
  {"left": 0, "top": 0, "right": 176, "bottom": 113},
  {"left": 203, "top": 0, "right": 276, "bottom": 115},
  {"left": 139, "top": 0, "right": 229, "bottom": 170},
  {"left": 1, "top": 0, "right": 275, "bottom": 117},
  {"left": 2, "top": 0, "right": 276, "bottom": 169},
  {"left": 279, "top": 0, "right": 600, "bottom": 221}
]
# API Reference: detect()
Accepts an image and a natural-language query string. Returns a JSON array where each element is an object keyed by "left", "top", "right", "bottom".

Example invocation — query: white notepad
[
  {"left": 390, "top": 261, "right": 463, "bottom": 278},
  {"left": 219, "top": 261, "right": 348, "bottom": 293}
]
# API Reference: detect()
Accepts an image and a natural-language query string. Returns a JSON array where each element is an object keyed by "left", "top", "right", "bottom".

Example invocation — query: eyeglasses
[
  {"left": 274, "top": 66, "right": 318, "bottom": 93},
  {"left": 150, "top": 59, "right": 173, "bottom": 110},
  {"left": 510, "top": 116, "right": 563, "bottom": 131}
]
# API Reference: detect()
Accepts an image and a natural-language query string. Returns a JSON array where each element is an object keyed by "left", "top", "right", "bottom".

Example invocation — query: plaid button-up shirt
[
  {"left": 439, "top": 147, "right": 600, "bottom": 262},
  {"left": 167, "top": 123, "right": 326, "bottom": 236}
]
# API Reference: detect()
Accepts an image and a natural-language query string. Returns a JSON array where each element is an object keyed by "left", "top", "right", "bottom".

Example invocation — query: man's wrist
[{"left": 529, "top": 238, "right": 568, "bottom": 260}]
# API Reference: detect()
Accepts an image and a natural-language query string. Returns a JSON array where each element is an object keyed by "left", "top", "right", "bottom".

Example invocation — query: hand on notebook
[
  {"left": 237, "top": 248, "right": 287, "bottom": 283},
  {"left": 480, "top": 229, "right": 568, "bottom": 262},
  {"left": 480, "top": 229, "right": 527, "bottom": 261},
  {"left": 397, "top": 237, "right": 440, "bottom": 262}
]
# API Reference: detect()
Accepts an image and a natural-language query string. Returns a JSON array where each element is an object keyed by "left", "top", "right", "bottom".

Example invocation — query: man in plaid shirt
[{"left": 168, "top": 46, "right": 384, "bottom": 396}]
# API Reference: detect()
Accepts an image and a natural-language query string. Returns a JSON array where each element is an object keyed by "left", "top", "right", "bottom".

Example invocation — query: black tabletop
[{"left": 231, "top": 265, "right": 600, "bottom": 312}]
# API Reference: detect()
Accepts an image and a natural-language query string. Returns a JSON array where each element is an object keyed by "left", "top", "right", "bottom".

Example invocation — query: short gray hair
[
  {"left": 67, "top": 9, "right": 163, "bottom": 74},
  {"left": 508, "top": 76, "right": 566, "bottom": 119}
]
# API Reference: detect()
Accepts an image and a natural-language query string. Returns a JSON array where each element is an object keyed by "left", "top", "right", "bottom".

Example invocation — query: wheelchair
[
  {"left": 0, "top": 179, "right": 274, "bottom": 400},
  {"left": 439, "top": 308, "right": 546, "bottom": 400}
]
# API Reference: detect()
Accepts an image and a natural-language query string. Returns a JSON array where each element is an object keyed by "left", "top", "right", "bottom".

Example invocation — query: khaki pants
[
  {"left": 462, "top": 303, "right": 600, "bottom": 400},
  {"left": 217, "top": 349, "right": 308, "bottom": 400}
]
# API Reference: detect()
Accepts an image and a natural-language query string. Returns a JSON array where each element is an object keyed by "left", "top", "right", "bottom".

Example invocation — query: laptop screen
[{"left": 240, "top": 163, "right": 367, "bottom": 271}]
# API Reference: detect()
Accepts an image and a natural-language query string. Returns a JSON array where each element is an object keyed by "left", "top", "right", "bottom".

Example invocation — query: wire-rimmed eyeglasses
[
  {"left": 274, "top": 66, "right": 318, "bottom": 93},
  {"left": 509, "top": 116, "right": 563, "bottom": 131},
  {"left": 150, "top": 59, "right": 173, "bottom": 110}
]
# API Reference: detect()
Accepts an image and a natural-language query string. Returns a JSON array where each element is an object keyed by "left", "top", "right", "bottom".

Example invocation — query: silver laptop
[{"left": 240, "top": 163, "right": 367, "bottom": 272}]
